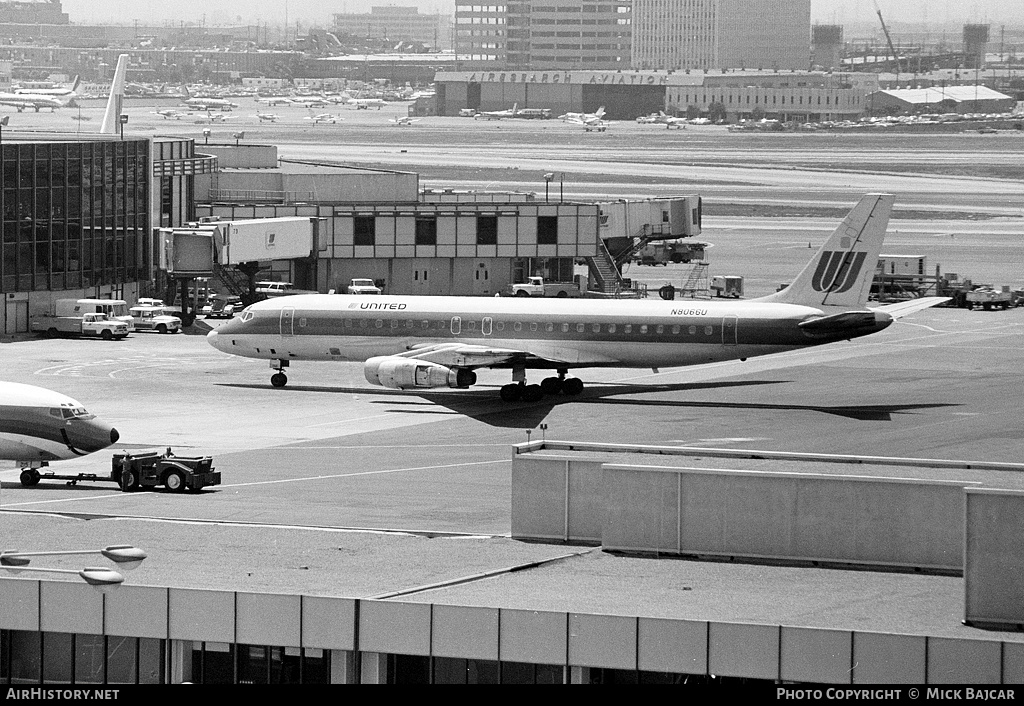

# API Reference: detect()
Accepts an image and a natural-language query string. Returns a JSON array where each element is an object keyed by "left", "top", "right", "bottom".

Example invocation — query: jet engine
[{"left": 364, "top": 356, "right": 477, "bottom": 389}]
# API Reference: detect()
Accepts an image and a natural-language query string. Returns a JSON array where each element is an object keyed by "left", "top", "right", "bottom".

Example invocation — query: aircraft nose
[
  {"left": 65, "top": 419, "right": 120, "bottom": 455},
  {"left": 206, "top": 329, "right": 219, "bottom": 348}
]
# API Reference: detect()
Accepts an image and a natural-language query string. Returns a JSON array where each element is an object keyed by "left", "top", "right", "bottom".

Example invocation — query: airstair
[{"left": 677, "top": 262, "right": 710, "bottom": 299}]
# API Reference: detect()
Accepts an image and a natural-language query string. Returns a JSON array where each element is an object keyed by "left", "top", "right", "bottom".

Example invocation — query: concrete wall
[
  {"left": 965, "top": 489, "right": 1024, "bottom": 630},
  {"left": 197, "top": 144, "right": 278, "bottom": 169},
  {"left": 1, "top": 579, "right": 1019, "bottom": 684},
  {"left": 511, "top": 448, "right": 986, "bottom": 573}
]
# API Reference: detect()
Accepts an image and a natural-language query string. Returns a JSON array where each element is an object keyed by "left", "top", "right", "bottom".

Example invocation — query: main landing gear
[
  {"left": 499, "top": 370, "right": 584, "bottom": 402},
  {"left": 270, "top": 359, "right": 289, "bottom": 388}
]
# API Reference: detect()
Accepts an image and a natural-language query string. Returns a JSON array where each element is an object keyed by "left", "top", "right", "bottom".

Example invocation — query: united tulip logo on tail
[{"left": 811, "top": 251, "right": 867, "bottom": 294}]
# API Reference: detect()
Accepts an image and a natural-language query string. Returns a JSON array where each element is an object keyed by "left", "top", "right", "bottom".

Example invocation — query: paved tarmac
[
  {"left": 2, "top": 102, "right": 1022, "bottom": 637},
  {"left": 3, "top": 304, "right": 1023, "bottom": 537}
]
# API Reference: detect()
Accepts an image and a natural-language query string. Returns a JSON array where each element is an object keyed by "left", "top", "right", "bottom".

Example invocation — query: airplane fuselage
[
  {"left": 208, "top": 294, "right": 890, "bottom": 371},
  {"left": 0, "top": 382, "right": 119, "bottom": 464}
]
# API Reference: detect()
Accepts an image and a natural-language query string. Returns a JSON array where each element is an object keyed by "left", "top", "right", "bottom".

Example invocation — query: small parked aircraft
[
  {"left": 474, "top": 103, "right": 518, "bottom": 120},
  {"left": 152, "top": 108, "right": 190, "bottom": 120},
  {"left": 559, "top": 106, "right": 606, "bottom": 124},
  {"left": 305, "top": 113, "right": 342, "bottom": 124},
  {"left": 388, "top": 116, "right": 421, "bottom": 126}
]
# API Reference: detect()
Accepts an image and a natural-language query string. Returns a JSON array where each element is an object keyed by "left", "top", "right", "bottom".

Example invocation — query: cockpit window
[
  {"left": 241, "top": 311, "right": 254, "bottom": 322},
  {"left": 51, "top": 406, "right": 94, "bottom": 419}
]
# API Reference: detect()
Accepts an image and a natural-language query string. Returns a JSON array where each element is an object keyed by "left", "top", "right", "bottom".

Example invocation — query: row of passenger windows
[{"left": 317, "top": 317, "right": 717, "bottom": 337}]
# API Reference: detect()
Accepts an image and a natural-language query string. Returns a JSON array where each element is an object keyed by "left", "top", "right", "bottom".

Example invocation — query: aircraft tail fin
[
  {"left": 99, "top": 54, "right": 128, "bottom": 135},
  {"left": 755, "top": 193, "right": 894, "bottom": 310},
  {"left": 596, "top": 106, "right": 606, "bottom": 117},
  {"left": 511, "top": 103, "right": 518, "bottom": 116},
  {"left": 70, "top": 76, "right": 80, "bottom": 93}
]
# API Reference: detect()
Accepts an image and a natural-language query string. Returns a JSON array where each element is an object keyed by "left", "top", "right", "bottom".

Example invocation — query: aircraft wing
[
  {"left": 869, "top": 297, "right": 951, "bottom": 320},
  {"left": 400, "top": 342, "right": 535, "bottom": 367},
  {"left": 398, "top": 340, "right": 609, "bottom": 368}
]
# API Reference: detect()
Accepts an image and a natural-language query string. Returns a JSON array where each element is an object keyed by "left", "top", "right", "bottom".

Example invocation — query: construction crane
[{"left": 873, "top": 0, "right": 902, "bottom": 84}]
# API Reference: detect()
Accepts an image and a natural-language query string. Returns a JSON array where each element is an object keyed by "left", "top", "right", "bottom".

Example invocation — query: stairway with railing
[
  {"left": 677, "top": 262, "right": 710, "bottom": 299},
  {"left": 586, "top": 237, "right": 623, "bottom": 294},
  {"left": 608, "top": 223, "right": 671, "bottom": 270},
  {"left": 213, "top": 262, "right": 252, "bottom": 300}
]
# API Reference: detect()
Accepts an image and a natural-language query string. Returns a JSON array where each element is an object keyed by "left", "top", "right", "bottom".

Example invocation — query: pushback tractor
[{"left": 18, "top": 449, "right": 220, "bottom": 492}]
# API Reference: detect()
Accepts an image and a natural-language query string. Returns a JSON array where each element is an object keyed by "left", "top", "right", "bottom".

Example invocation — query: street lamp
[
  {"left": 1, "top": 544, "right": 147, "bottom": 593},
  {"left": 202, "top": 128, "right": 211, "bottom": 144},
  {"left": 543, "top": 172, "right": 554, "bottom": 203}
]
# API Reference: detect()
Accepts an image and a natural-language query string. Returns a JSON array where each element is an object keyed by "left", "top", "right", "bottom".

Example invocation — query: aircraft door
[
  {"left": 721, "top": 315, "right": 737, "bottom": 345},
  {"left": 482, "top": 317, "right": 492, "bottom": 335},
  {"left": 280, "top": 307, "right": 295, "bottom": 337},
  {"left": 451, "top": 316, "right": 462, "bottom": 335}
]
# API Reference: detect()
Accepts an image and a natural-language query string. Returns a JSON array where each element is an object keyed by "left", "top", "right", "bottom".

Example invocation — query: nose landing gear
[{"left": 269, "top": 359, "right": 289, "bottom": 388}]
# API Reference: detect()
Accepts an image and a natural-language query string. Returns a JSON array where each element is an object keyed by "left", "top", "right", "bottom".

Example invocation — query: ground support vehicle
[
  {"left": 255, "top": 281, "right": 318, "bottom": 297},
  {"left": 966, "top": 287, "right": 1013, "bottom": 310},
  {"left": 128, "top": 306, "right": 182, "bottom": 333},
  {"left": 509, "top": 277, "right": 582, "bottom": 298},
  {"left": 346, "top": 278, "right": 383, "bottom": 294},
  {"left": 17, "top": 449, "right": 219, "bottom": 492},
  {"left": 633, "top": 241, "right": 708, "bottom": 266},
  {"left": 202, "top": 295, "right": 244, "bottom": 318},
  {"left": 711, "top": 275, "right": 744, "bottom": 298},
  {"left": 30, "top": 312, "right": 129, "bottom": 339}
]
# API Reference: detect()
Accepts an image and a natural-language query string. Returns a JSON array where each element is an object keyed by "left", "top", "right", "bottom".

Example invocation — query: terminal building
[
  {"left": 195, "top": 143, "right": 701, "bottom": 299},
  {"left": 0, "top": 133, "right": 216, "bottom": 335}
]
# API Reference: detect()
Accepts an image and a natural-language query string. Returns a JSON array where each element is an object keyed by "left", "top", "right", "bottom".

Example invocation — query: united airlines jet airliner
[{"left": 207, "top": 194, "right": 948, "bottom": 402}]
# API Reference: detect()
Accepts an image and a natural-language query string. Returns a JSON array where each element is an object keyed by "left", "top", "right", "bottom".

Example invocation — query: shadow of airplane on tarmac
[{"left": 219, "top": 380, "right": 959, "bottom": 429}]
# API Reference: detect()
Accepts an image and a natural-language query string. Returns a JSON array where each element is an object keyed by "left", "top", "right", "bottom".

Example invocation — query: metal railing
[{"left": 208, "top": 189, "right": 315, "bottom": 204}]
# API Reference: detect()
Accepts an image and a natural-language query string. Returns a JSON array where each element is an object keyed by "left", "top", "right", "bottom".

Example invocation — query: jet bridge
[{"left": 159, "top": 217, "right": 320, "bottom": 323}]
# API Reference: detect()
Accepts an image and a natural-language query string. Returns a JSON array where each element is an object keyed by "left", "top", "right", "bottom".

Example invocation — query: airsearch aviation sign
[{"left": 438, "top": 71, "right": 670, "bottom": 86}]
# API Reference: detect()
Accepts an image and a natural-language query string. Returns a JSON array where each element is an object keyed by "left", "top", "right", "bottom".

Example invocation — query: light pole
[
  {"left": 1, "top": 544, "right": 147, "bottom": 593},
  {"left": 543, "top": 172, "right": 554, "bottom": 203}
]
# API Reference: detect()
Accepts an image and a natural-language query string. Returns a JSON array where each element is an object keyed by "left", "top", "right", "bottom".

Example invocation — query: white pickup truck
[
  {"left": 346, "top": 278, "right": 382, "bottom": 295},
  {"left": 509, "top": 277, "right": 582, "bottom": 298},
  {"left": 31, "top": 312, "right": 130, "bottom": 340}
]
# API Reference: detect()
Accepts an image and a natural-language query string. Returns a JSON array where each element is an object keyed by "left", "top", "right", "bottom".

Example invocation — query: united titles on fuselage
[{"left": 349, "top": 301, "right": 408, "bottom": 310}]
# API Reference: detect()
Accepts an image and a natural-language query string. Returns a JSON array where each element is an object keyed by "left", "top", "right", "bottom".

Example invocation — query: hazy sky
[{"left": 62, "top": 1, "right": 1020, "bottom": 28}]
